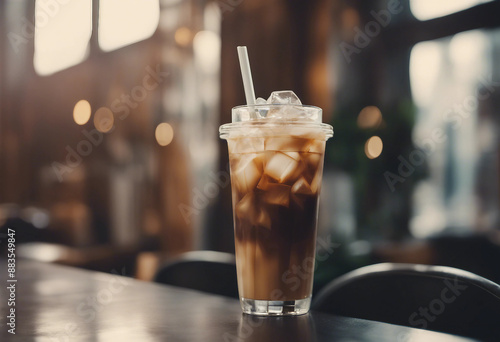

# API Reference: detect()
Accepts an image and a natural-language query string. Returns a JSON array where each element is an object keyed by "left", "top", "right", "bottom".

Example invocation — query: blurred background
[{"left": 1, "top": 0, "right": 499, "bottom": 289}]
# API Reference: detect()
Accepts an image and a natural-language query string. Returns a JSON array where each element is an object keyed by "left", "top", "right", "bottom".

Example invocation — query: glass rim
[
  {"left": 222, "top": 103, "right": 333, "bottom": 140},
  {"left": 231, "top": 104, "right": 324, "bottom": 124},
  {"left": 219, "top": 121, "right": 334, "bottom": 140},
  {"left": 232, "top": 104, "right": 322, "bottom": 110}
]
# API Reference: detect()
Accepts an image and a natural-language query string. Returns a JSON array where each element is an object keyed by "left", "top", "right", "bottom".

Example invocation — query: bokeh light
[
  {"left": 365, "top": 136, "right": 383, "bottom": 159},
  {"left": 175, "top": 27, "right": 192, "bottom": 47},
  {"left": 155, "top": 123, "right": 174, "bottom": 146},
  {"left": 73, "top": 100, "right": 91, "bottom": 125},
  {"left": 193, "top": 30, "right": 220, "bottom": 74},
  {"left": 94, "top": 107, "right": 114, "bottom": 133},
  {"left": 357, "top": 106, "right": 382, "bottom": 129}
]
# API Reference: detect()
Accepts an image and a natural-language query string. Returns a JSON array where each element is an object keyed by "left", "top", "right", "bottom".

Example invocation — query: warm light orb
[
  {"left": 155, "top": 123, "right": 174, "bottom": 146},
  {"left": 357, "top": 106, "right": 382, "bottom": 129},
  {"left": 73, "top": 100, "right": 92, "bottom": 125},
  {"left": 175, "top": 27, "right": 192, "bottom": 47},
  {"left": 365, "top": 136, "right": 383, "bottom": 159},
  {"left": 94, "top": 107, "right": 114, "bottom": 133},
  {"left": 193, "top": 30, "right": 220, "bottom": 74}
]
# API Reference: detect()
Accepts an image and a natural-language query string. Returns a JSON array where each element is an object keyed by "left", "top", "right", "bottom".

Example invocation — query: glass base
[{"left": 240, "top": 297, "right": 311, "bottom": 316}]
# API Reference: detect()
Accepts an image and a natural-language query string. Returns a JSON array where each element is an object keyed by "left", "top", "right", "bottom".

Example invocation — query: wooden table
[{"left": 0, "top": 260, "right": 476, "bottom": 341}]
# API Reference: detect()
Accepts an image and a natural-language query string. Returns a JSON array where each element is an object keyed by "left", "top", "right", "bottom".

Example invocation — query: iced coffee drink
[{"left": 220, "top": 91, "right": 333, "bottom": 315}]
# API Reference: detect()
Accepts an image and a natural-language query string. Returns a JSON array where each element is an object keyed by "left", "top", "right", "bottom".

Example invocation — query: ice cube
[
  {"left": 254, "top": 97, "right": 270, "bottom": 118},
  {"left": 256, "top": 174, "right": 272, "bottom": 190},
  {"left": 291, "top": 177, "right": 315, "bottom": 208},
  {"left": 256, "top": 208, "right": 272, "bottom": 229},
  {"left": 235, "top": 192, "right": 255, "bottom": 219},
  {"left": 267, "top": 91, "right": 302, "bottom": 105},
  {"left": 265, "top": 137, "right": 310, "bottom": 152},
  {"left": 229, "top": 137, "right": 265, "bottom": 154},
  {"left": 305, "top": 153, "right": 321, "bottom": 171},
  {"left": 265, "top": 105, "right": 305, "bottom": 120},
  {"left": 235, "top": 192, "right": 272, "bottom": 229},
  {"left": 306, "top": 140, "right": 325, "bottom": 153},
  {"left": 290, "top": 128, "right": 317, "bottom": 139},
  {"left": 289, "top": 106, "right": 320, "bottom": 122},
  {"left": 283, "top": 151, "right": 301, "bottom": 161},
  {"left": 310, "top": 168, "right": 322, "bottom": 194},
  {"left": 264, "top": 152, "right": 299, "bottom": 183},
  {"left": 261, "top": 183, "right": 291, "bottom": 207},
  {"left": 291, "top": 177, "right": 313, "bottom": 195},
  {"left": 232, "top": 154, "right": 262, "bottom": 193},
  {"left": 265, "top": 107, "right": 283, "bottom": 119}
]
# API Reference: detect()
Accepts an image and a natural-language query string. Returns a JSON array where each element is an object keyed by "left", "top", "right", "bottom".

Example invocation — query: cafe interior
[{"left": 1, "top": 0, "right": 500, "bottom": 340}]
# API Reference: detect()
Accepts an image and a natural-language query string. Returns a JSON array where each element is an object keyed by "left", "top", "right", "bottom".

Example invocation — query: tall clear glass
[{"left": 220, "top": 104, "right": 333, "bottom": 315}]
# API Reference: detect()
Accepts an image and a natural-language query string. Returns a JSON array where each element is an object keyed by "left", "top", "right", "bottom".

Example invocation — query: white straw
[{"left": 237, "top": 46, "right": 256, "bottom": 105}]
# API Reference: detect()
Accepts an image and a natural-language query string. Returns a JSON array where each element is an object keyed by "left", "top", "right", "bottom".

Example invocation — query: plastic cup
[{"left": 220, "top": 104, "right": 333, "bottom": 315}]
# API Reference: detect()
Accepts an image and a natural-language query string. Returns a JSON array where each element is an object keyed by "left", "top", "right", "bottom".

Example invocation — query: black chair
[
  {"left": 312, "top": 263, "right": 500, "bottom": 341},
  {"left": 154, "top": 250, "right": 239, "bottom": 298}
]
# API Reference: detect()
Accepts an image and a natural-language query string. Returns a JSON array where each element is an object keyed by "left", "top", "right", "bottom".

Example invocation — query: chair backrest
[
  {"left": 154, "top": 250, "right": 239, "bottom": 298},
  {"left": 312, "top": 263, "right": 500, "bottom": 341}
]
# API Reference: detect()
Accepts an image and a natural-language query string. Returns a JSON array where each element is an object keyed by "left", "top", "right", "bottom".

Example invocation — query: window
[
  {"left": 410, "top": 0, "right": 493, "bottom": 21},
  {"left": 34, "top": 0, "right": 92, "bottom": 76},
  {"left": 98, "top": 0, "right": 160, "bottom": 52},
  {"left": 409, "top": 29, "right": 497, "bottom": 237},
  {"left": 34, "top": 0, "right": 160, "bottom": 75}
]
